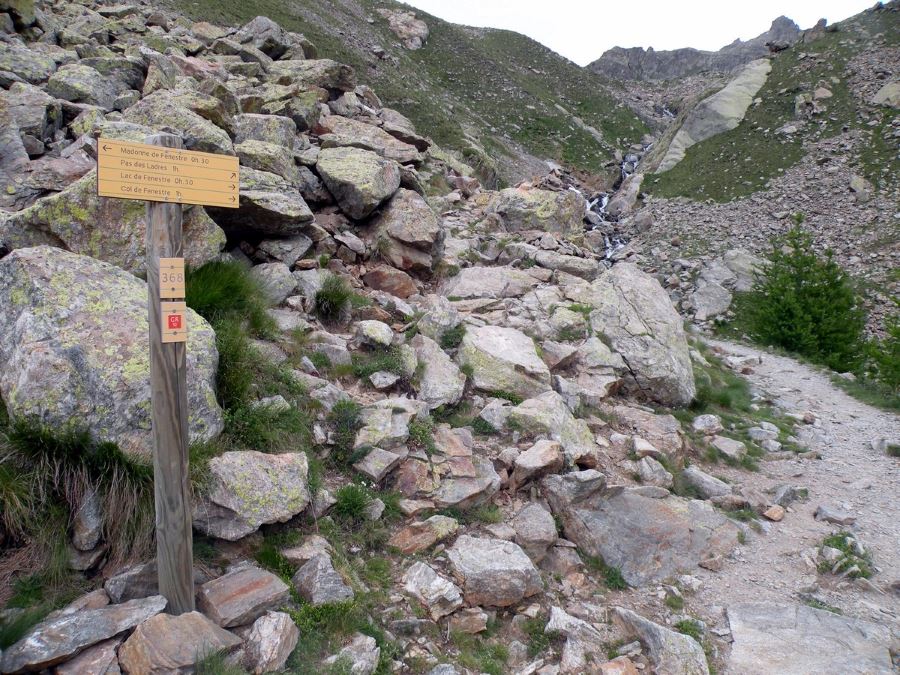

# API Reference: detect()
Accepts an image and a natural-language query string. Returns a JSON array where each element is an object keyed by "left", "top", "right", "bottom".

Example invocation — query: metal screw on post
[{"left": 144, "top": 133, "right": 194, "bottom": 614}]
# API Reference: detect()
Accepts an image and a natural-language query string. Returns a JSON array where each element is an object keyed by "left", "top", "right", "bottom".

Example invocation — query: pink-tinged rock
[
  {"left": 118, "top": 611, "right": 242, "bottom": 674},
  {"left": 197, "top": 566, "right": 290, "bottom": 628}
]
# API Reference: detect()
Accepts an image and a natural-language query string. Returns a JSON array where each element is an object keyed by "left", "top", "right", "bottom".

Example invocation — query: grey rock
[
  {"left": 292, "top": 553, "right": 354, "bottom": 606},
  {"left": 243, "top": 611, "right": 300, "bottom": 674},
  {"left": 411, "top": 334, "right": 466, "bottom": 410},
  {"left": 0, "top": 596, "right": 166, "bottom": 673},
  {"left": 511, "top": 502, "right": 557, "bottom": 563},
  {"left": 545, "top": 485, "right": 738, "bottom": 586},
  {"left": 402, "top": 561, "right": 463, "bottom": 620},
  {"left": 681, "top": 466, "right": 731, "bottom": 499},
  {"left": 711, "top": 435, "right": 747, "bottom": 461},
  {"left": 457, "top": 325, "right": 551, "bottom": 399},
  {"left": 251, "top": 262, "right": 296, "bottom": 305},
  {"left": 727, "top": 602, "right": 893, "bottom": 674},
  {"left": 613, "top": 607, "right": 709, "bottom": 675},
  {"left": 72, "top": 489, "right": 103, "bottom": 552},
  {"left": 323, "top": 633, "right": 379, "bottom": 675},
  {"left": 587, "top": 263, "right": 695, "bottom": 406},
  {"left": 316, "top": 146, "right": 401, "bottom": 220},
  {"left": 814, "top": 504, "right": 856, "bottom": 526},
  {"left": 447, "top": 535, "right": 542, "bottom": 607}
]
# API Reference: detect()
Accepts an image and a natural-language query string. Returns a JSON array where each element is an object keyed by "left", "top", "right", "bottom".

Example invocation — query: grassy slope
[
  {"left": 163, "top": 0, "right": 648, "bottom": 182},
  {"left": 646, "top": 6, "right": 900, "bottom": 201}
]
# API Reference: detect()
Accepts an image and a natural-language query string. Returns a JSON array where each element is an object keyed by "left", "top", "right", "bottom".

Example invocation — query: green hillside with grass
[
  {"left": 164, "top": 0, "right": 648, "bottom": 184},
  {"left": 646, "top": 6, "right": 899, "bottom": 202}
]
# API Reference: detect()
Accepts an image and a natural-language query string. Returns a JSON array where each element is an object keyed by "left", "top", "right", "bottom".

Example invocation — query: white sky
[{"left": 398, "top": 1, "right": 875, "bottom": 66}]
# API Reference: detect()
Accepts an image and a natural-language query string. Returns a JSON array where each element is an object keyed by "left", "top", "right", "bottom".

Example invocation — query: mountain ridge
[{"left": 588, "top": 16, "right": 802, "bottom": 81}]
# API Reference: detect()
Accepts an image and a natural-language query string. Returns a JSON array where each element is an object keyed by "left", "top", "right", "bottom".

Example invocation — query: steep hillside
[
  {"left": 646, "top": 5, "right": 900, "bottom": 201},
  {"left": 164, "top": 0, "right": 649, "bottom": 185}
]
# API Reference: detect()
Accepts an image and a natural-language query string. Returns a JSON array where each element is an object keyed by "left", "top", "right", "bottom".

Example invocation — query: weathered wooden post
[
  {"left": 97, "top": 133, "right": 239, "bottom": 614},
  {"left": 144, "top": 133, "right": 194, "bottom": 614}
]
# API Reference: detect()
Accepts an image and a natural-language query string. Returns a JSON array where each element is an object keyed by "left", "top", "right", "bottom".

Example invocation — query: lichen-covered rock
[
  {"left": 0, "top": 171, "right": 225, "bottom": 274},
  {"left": 447, "top": 535, "right": 543, "bottom": 607},
  {"left": 319, "top": 115, "right": 422, "bottom": 164},
  {"left": 209, "top": 167, "right": 314, "bottom": 236},
  {"left": 587, "top": 263, "right": 695, "bottom": 406},
  {"left": 0, "top": 42, "right": 56, "bottom": 83},
  {"left": 457, "top": 325, "right": 551, "bottom": 399},
  {"left": 193, "top": 451, "right": 310, "bottom": 540},
  {"left": 124, "top": 91, "right": 233, "bottom": 154},
  {"left": 292, "top": 553, "right": 354, "bottom": 605},
  {"left": 235, "top": 140, "right": 300, "bottom": 184},
  {"left": 268, "top": 59, "right": 355, "bottom": 91},
  {"left": 377, "top": 8, "right": 429, "bottom": 49},
  {"left": 118, "top": 611, "right": 243, "bottom": 674},
  {"left": 0, "top": 247, "right": 222, "bottom": 456},
  {"left": 47, "top": 64, "right": 126, "bottom": 110},
  {"left": 233, "top": 113, "right": 297, "bottom": 147},
  {"left": 488, "top": 187, "right": 584, "bottom": 238},
  {"left": 316, "top": 146, "right": 401, "bottom": 220}
]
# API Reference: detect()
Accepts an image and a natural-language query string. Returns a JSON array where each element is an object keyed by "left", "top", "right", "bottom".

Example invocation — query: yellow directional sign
[{"left": 97, "top": 138, "right": 239, "bottom": 208}]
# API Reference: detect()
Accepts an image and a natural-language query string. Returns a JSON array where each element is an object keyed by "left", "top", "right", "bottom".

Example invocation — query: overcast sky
[{"left": 398, "top": 1, "right": 874, "bottom": 66}]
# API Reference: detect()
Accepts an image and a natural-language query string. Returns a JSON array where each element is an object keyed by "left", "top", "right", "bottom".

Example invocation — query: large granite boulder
[
  {"left": 544, "top": 476, "right": 738, "bottom": 586},
  {"left": 726, "top": 602, "right": 894, "bottom": 674},
  {"left": 193, "top": 451, "right": 310, "bottom": 540},
  {"left": 267, "top": 59, "right": 355, "bottom": 91},
  {"left": 447, "top": 535, "right": 542, "bottom": 607},
  {"left": 457, "top": 325, "right": 551, "bottom": 399},
  {"left": 587, "top": 263, "right": 695, "bottom": 406},
  {"left": 0, "top": 171, "right": 225, "bottom": 274},
  {"left": 0, "top": 247, "right": 223, "bottom": 456},
  {"left": 316, "top": 147, "right": 401, "bottom": 220},
  {"left": 488, "top": 187, "right": 584, "bottom": 238},
  {"left": 0, "top": 42, "right": 57, "bottom": 84},
  {"left": 318, "top": 115, "right": 422, "bottom": 164}
]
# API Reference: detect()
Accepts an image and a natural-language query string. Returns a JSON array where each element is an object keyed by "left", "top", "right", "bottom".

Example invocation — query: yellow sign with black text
[{"left": 97, "top": 138, "right": 239, "bottom": 208}]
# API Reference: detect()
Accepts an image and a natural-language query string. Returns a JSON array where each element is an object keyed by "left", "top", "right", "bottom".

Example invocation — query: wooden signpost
[{"left": 98, "top": 134, "right": 238, "bottom": 614}]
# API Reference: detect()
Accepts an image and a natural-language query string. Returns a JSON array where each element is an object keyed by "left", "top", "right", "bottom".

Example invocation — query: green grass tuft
[
  {"left": 333, "top": 484, "right": 372, "bottom": 526},
  {"left": 314, "top": 274, "right": 352, "bottom": 325},
  {"left": 439, "top": 324, "right": 467, "bottom": 350},
  {"left": 674, "top": 618, "right": 704, "bottom": 642},
  {"left": 585, "top": 555, "right": 629, "bottom": 590}
]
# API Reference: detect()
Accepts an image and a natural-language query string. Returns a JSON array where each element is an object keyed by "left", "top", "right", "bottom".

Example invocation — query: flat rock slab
[
  {"left": 726, "top": 602, "right": 894, "bottom": 675},
  {"left": 197, "top": 566, "right": 290, "bottom": 628},
  {"left": 118, "top": 611, "right": 242, "bottom": 673},
  {"left": 545, "top": 487, "right": 738, "bottom": 587},
  {"left": 1, "top": 596, "right": 166, "bottom": 673},
  {"left": 292, "top": 554, "right": 354, "bottom": 606}
]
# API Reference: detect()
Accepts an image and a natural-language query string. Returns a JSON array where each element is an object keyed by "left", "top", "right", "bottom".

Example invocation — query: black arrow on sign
[{"left": 102, "top": 144, "right": 110, "bottom": 151}]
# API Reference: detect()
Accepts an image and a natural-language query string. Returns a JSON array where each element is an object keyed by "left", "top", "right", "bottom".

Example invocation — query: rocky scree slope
[
  {"left": 0, "top": 1, "right": 897, "bottom": 675},
  {"left": 159, "top": 0, "right": 649, "bottom": 187},
  {"left": 605, "top": 2, "right": 899, "bottom": 333}
]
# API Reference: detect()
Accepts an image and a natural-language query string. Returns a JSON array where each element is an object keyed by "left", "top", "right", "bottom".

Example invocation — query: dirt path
[{"left": 690, "top": 340, "right": 899, "bottom": 637}]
